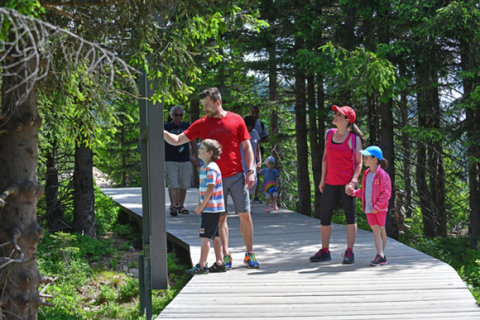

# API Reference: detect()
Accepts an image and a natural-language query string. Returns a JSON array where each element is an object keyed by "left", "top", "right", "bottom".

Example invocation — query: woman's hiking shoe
[
  {"left": 309, "top": 248, "right": 331, "bottom": 262},
  {"left": 370, "top": 254, "right": 387, "bottom": 266},
  {"left": 186, "top": 264, "right": 208, "bottom": 275},
  {"left": 224, "top": 255, "right": 232, "bottom": 270},
  {"left": 342, "top": 249, "right": 355, "bottom": 264},
  {"left": 244, "top": 252, "right": 260, "bottom": 268},
  {"left": 208, "top": 262, "right": 226, "bottom": 273}
]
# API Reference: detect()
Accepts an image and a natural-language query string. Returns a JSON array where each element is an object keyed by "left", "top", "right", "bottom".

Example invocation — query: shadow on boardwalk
[{"left": 103, "top": 187, "right": 480, "bottom": 319}]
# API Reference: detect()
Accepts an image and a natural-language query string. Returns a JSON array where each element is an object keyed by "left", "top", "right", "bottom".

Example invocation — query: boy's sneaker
[
  {"left": 186, "top": 264, "right": 208, "bottom": 275},
  {"left": 309, "top": 248, "right": 331, "bottom": 262},
  {"left": 370, "top": 254, "right": 387, "bottom": 266},
  {"left": 208, "top": 262, "right": 226, "bottom": 273},
  {"left": 342, "top": 249, "right": 355, "bottom": 264},
  {"left": 224, "top": 255, "right": 232, "bottom": 270},
  {"left": 244, "top": 252, "right": 260, "bottom": 268}
]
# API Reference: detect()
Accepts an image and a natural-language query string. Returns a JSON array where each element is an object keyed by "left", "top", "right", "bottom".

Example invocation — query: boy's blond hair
[{"left": 201, "top": 139, "right": 222, "bottom": 161}]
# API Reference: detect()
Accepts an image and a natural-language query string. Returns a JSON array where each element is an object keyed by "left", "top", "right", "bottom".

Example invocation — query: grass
[{"left": 37, "top": 189, "right": 191, "bottom": 319}]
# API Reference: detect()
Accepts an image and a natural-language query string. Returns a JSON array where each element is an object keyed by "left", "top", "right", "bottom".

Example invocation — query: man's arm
[{"left": 164, "top": 130, "right": 190, "bottom": 146}]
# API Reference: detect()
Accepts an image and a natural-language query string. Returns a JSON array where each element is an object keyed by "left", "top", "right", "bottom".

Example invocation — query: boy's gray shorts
[{"left": 222, "top": 172, "right": 250, "bottom": 215}]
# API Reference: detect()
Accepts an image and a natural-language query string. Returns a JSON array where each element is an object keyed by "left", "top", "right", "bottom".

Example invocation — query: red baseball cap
[{"left": 332, "top": 105, "right": 356, "bottom": 124}]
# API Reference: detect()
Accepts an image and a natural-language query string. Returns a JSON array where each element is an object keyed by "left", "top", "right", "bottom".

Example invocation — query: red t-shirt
[{"left": 184, "top": 112, "right": 251, "bottom": 178}]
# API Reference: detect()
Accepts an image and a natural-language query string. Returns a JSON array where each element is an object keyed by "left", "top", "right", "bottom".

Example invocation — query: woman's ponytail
[{"left": 349, "top": 123, "right": 365, "bottom": 146}]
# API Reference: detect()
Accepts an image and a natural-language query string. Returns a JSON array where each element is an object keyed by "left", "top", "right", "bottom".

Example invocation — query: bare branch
[
  {"left": 0, "top": 185, "right": 19, "bottom": 208},
  {"left": 0, "top": 8, "right": 138, "bottom": 112},
  {"left": 39, "top": 276, "right": 58, "bottom": 295},
  {"left": 0, "top": 228, "right": 24, "bottom": 270}
]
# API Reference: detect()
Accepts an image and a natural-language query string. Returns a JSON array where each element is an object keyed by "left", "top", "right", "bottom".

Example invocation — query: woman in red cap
[{"left": 310, "top": 105, "right": 364, "bottom": 264}]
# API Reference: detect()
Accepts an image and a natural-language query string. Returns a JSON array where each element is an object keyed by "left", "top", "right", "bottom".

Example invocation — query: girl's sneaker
[
  {"left": 342, "top": 249, "right": 355, "bottom": 264},
  {"left": 265, "top": 205, "right": 270, "bottom": 212},
  {"left": 273, "top": 203, "right": 279, "bottom": 211},
  {"left": 186, "top": 264, "right": 208, "bottom": 275},
  {"left": 370, "top": 254, "right": 387, "bottom": 266}
]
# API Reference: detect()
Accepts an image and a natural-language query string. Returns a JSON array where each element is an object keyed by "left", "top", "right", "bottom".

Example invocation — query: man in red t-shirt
[{"left": 164, "top": 87, "right": 260, "bottom": 269}]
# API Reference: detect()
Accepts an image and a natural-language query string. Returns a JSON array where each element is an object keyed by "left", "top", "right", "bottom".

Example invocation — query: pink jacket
[{"left": 353, "top": 167, "right": 392, "bottom": 213}]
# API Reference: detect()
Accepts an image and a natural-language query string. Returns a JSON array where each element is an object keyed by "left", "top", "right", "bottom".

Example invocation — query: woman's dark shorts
[
  {"left": 199, "top": 211, "right": 221, "bottom": 239},
  {"left": 319, "top": 184, "right": 356, "bottom": 226}
]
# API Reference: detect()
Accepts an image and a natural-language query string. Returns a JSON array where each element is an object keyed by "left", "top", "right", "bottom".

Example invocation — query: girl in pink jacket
[{"left": 346, "top": 146, "right": 391, "bottom": 266}]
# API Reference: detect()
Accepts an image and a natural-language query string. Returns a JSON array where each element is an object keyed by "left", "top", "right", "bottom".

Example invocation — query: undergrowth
[{"left": 37, "top": 189, "right": 190, "bottom": 319}]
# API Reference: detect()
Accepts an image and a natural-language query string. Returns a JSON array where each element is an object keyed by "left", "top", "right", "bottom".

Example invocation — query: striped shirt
[{"left": 199, "top": 162, "right": 225, "bottom": 213}]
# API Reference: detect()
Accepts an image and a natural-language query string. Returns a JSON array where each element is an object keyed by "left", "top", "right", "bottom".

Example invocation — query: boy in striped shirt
[{"left": 187, "top": 139, "right": 226, "bottom": 275}]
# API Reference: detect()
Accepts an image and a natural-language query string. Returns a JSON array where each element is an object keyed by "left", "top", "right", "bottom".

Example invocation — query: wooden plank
[{"left": 102, "top": 188, "right": 480, "bottom": 319}]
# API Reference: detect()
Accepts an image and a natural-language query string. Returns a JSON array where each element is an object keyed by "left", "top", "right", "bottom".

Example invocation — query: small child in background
[
  {"left": 346, "top": 146, "right": 391, "bottom": 266},
  {"left": 186, "top": 139, "right": 226, "bottom": 275},
  {"left": 259, "top": 156, "right": 280, "bottom": 212}
]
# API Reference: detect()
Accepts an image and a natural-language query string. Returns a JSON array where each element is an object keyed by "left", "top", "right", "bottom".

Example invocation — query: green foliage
[
  {"left": 94, "top": 95, "right": 141, "bottom": 187},
  {"left": 4, "top": 0, "right": 44, "bottom": 17},
  {"left": 117, "top": 277, "right": 139, "bottom": 303},
  {"left": 319, "top": 42, "right": 397, "bottom": 102},
  {"left": 94, "top": 186, "right": 121, "bottom": 235},
  {"left": 38, "top": 191, "right": 191, "bottom": 319}
]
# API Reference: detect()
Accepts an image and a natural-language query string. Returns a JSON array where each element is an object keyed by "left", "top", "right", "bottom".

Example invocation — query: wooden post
[{"left": 139, "top": 70, "right": 167, "bottom": 319}]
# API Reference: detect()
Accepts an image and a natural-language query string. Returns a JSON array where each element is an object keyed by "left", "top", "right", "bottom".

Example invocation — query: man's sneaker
[
  {"left": 208, "top": 262, "right": 226, "bottom": 273},
  {"left": 370, "top": 254, "right": 387, "bottom": 266},
  {"left": 224, "top": 255, "right": 232, "bottom": 270},
  {"left": 244, "top": 252, "right": 260, "bottom": 268},
  {"left": 186, "top": 264, "right": 208, "bottom": 275},
  {"left": 342, "top": 249, "right": 355, "bottom": 264},
  {"left": 310, "top": 248, "right": 331, "bottom": 262}
]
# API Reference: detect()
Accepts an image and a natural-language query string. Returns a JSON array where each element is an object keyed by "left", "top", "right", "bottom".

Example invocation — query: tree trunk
[
  {"left": 379, "top": 99, "right": 397, "bottom": 239},
  {"left": 308, "top": 74, "right": 321, "bottom": 218},
  {"left": 461, "top": 40, "right": 480, "bottom": 249},
  {"left": 399, "top": 78, "right": 413, "bottom": 218},
  {"left": 0, "top": 61, "right": 44, "bottom": 318},
  {"left": 72, "top": 137, "right": 96, "bottom": 239},
  {"left": 366, "top": 93, "right": 378, "bottom": 146},
  {"left": 294, "top": 37, "right": 311, "bottom": 215},
  {"left": 415, "top": 59, "right": 446, "bottom": 237},
  {"left": 119, "top": 114, "right": 127, "bottom": 187},
  {"left": 266, "top": 31, "right": 282, "bottom": 204},
  {"left": 315, "top": 75, "right": 326, "bottom": 217},
  {"left": 45, "top": 139, "right": 66, "bottom": 232}
]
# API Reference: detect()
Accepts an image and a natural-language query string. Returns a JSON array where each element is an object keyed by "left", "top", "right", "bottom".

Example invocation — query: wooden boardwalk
[{"left": 102, "top": 187, "right": 480, "bottom": 319}]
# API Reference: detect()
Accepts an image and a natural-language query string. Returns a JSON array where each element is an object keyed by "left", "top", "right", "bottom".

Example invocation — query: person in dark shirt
[{"left": 164, "top": 105, "right": 197, "bottom": 216}]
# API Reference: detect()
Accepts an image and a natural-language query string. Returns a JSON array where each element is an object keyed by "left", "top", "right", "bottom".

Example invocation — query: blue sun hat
[{"left": 360, "top": 146, "right": 383, "bottom": 161}]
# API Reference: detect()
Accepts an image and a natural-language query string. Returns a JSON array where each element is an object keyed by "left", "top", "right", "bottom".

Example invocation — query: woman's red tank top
[{"left": 325, "top": 129, "right": 355, "bottom": 185}]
